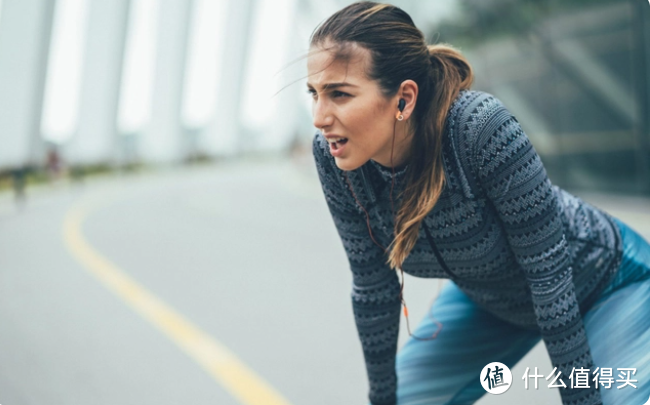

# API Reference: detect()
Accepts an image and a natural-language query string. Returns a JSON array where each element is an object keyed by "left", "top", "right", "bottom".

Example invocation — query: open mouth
[{"left": 329, "top": 138, "right": 348, "bottom": 150}]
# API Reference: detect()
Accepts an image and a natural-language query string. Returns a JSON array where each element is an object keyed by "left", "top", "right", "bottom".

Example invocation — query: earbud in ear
[{"left": 398, "top": 98, "right": 406, "bottom": 112}]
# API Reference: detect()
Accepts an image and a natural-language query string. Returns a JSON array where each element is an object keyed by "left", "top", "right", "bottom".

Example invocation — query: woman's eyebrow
[{"left": 306, "top": 82, "right": 358, "bottom": 91}]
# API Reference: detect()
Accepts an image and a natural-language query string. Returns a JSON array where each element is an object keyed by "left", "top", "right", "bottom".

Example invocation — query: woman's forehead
[{"left": 307, "top": 44, "right": 372, "bottom": 88}]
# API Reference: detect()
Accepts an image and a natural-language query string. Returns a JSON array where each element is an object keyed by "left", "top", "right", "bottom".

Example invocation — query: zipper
[{"left": 423, "top": 222, "right": 459, "bottom": 280}]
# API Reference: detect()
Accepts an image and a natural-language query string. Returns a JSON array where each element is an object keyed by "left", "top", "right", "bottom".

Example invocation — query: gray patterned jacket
[{"left": 312, "top": 89, "right": 623, "bottom": 405}]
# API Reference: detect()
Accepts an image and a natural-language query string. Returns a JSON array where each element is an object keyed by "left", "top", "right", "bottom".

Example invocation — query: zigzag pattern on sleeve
[{"left": 312, "top": 89, "right": 623, "bottom": 405}]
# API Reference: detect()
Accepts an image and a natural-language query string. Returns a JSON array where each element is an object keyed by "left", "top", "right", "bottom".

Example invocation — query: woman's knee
[{"left": 395, "top": 282, "right": 540, "bottom": 404}]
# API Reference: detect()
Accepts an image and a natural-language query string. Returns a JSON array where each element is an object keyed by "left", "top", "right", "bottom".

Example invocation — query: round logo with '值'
[{"left": 480, "top": 362, "right": 512, "bottom": 394}]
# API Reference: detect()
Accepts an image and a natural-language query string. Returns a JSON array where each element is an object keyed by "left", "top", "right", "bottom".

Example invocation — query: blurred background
[
  {"left": 0, "top": 0, "right": 648, "bottom": 404},
  {"left": 0, "top": 0, "right": 648, "bottom": 194}
]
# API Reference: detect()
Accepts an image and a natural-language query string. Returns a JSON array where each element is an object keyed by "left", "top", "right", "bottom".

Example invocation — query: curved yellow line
[{"left": 62, "top": 193, "right": 293, "bottom": 405}]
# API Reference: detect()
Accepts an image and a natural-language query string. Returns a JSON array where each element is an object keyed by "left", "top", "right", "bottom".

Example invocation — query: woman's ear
[{"left": 397, "top": 80, "right": 418, "bottom": 120}]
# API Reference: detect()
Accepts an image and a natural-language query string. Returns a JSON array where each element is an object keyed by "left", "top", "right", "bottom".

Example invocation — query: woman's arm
[
  {"left": 470, "top": 94, "right": 601, "bottom": 405},
  {"left": 312, "top": 133, "right": 402, "bottom": 405}
]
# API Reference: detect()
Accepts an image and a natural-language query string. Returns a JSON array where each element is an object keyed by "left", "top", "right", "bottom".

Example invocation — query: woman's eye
[{"left": 306, "top": 89, "right": 350, "bottom": 99}]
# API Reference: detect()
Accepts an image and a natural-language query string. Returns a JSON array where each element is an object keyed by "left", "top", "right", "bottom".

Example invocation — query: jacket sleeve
[
  {"left": 470, "top": 95, "right": 602, "bottom": 405},
  {"left": 312, "top": 133, "right": 402, "bottom": 405}
]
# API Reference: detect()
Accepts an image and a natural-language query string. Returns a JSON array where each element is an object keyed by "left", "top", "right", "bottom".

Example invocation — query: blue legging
[{"left": 394, "top": 218, "right": 650, "bottom": 404}]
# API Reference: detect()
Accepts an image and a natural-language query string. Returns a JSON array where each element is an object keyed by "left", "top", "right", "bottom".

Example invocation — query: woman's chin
[{"left": 334, "top": 156, "right": 366, "bottom": 172}]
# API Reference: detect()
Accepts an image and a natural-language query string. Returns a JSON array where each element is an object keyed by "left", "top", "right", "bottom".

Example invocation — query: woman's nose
[{"left": 312, "top": 99, "right": 334, "bottom": 129}]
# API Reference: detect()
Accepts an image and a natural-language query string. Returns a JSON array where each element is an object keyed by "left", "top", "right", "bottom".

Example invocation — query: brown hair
[{"left": 310, "top": 2, "right": 474, "bottom": 270}]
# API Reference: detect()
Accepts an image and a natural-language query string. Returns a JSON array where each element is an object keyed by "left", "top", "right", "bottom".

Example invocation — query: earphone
[{"left": 396, "top": 99, "right": 405, "bottom": 121}]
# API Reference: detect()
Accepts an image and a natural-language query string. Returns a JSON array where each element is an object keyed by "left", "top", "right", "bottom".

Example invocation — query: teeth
[{"left": 327, "top": 137, "right": 346, "bottom": 144}]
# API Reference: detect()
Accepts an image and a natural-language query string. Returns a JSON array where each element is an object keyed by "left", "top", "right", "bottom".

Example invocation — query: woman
[{"left": 308, "top": 2, "right": 650, "bottom": 405}]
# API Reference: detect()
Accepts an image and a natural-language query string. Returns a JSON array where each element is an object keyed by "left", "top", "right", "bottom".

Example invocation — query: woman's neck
[{"left": 372, "top": 125, "right": 414, "bottom": 169}]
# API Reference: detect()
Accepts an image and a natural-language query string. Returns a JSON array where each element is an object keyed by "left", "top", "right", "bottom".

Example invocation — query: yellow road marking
[{"left": 63, "top": 193, "right": 293, "bottom": 405}]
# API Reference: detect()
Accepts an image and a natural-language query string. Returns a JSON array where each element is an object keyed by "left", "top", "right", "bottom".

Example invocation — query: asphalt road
[{"left": 1, "top": 158, "right": 648, "bottom": 405}]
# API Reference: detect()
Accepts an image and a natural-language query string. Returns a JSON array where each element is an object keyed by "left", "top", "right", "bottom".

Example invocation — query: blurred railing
[{"left": 434, "top": 0, "right": 650, "bottom": 195}]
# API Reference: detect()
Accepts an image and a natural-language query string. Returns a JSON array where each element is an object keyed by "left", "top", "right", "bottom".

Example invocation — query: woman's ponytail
[
  {"left": 427, "top": 44, "right": 473, "bottom": 91},
  {"left": 387, "top": 43, "right": 474, "bottom": 270}
]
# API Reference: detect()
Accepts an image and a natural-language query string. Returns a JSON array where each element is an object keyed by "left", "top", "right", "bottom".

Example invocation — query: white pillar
[
  {"left": 140, "top": 0, "right": 193, "bottom": 164},
  {"left": 0, "top": 0, "right": 56, "bottom": 169},
  {"left": 202, "top": 0, "right": 256, "bottom": 157},
  {"left": 238, "top": 0, "right": 303, "bottom": 153},
  {"left": 67, "top": 0, "right": 130, "bottom": 166}
]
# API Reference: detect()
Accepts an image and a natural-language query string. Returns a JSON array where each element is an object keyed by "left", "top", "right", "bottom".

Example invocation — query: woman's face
[{"left": 307, "top": 43, "right": 408, "bottom": 171}]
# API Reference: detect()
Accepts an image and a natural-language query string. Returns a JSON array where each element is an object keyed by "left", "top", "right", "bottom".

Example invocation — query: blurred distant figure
[
  {"left": 46, "top": 147, "right": 64, "bottom": 182},
  {"left": 11, "top": 166, "right": 28, "bottom": 206}
]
